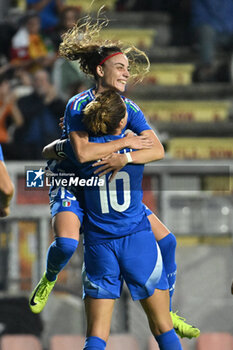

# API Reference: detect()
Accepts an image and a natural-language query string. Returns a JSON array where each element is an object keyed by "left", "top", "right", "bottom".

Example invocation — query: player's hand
[
  {"left": 231, "top": 281, "right": 233, "bottom": 295},
  {"left": 92, "top": 153, "right": 128, "bottom": 181},
  {"left": 59, "top": 116, "right": 64, "bottom": 130},
  {"left": 124, "top": 131, "right": 135, "bottom": 138},
  {"left": 124, "top": 133, "right": 153, "bottom": 150},
  {"left": 0, "top": 206, "right": 10, "bottom": 217}
]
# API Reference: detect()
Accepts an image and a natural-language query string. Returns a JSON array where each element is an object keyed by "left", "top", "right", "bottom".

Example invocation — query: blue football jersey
[
  {"left": 62, "top": 87, "right": 152, "bottom": 139},
  {"left": 53, "top": 87, "right": 151, "bottom": 177},
  {"left": 47, "top": 88, "right": 152, "bottom": 237},
  {"left": 78, "top": 134, "right": 151, "bottom": 245}
]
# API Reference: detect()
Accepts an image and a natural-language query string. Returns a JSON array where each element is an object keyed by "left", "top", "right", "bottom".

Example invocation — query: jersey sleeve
[
  {"left": 125, "top": 99, "right": 152, "bottom": 134},
  {"left": 0, "top": 145, "right": 4, "bottom": 162},
  {"left": 66, "top": 102, "right": 86, "bottom": 135},
  {"left": 142, "top": 203, "right": 153, "bottom": 216},
  {"left": 65, "top": 92, "right": 93, "bottom": 135}
]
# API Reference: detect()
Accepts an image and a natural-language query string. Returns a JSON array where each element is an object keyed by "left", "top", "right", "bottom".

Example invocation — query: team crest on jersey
[{"left": 62, "top": 200, "right": 71, "bottom": 207}]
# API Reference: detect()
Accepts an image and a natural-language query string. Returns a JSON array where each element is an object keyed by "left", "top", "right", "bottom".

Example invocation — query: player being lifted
[
  {"left": 29, "top": 10, "right": 200, "bottom": 340},
  {"left": 74, "top": 90, "right": 183, "bottom": 350}
]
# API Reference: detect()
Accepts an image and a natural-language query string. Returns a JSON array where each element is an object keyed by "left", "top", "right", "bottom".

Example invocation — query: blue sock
[
  {"left": 157, "top": 233, "right": 177, "bottom": 311},
  {"left": 46, "top": 237, "right": 78, "bottom": 281},
  {"left": 83, "top": 336, "right": 106, "bottom": 350},
  {"left": 156, "top": 329, "right": 182, "bottom": 350}
]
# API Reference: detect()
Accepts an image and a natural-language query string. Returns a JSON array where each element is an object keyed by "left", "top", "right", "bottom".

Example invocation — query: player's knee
[
  {"left": 3, "top": 181, "right": 14, "bottom": 198},
  {"left": 56, "top": 237, "right": 78, "bottom": 257},
  {"left": 158, "top": 232, "right": 177, "bottom": 253},
  {"left": 168, "top": 232, "right": 177, "bottom": 250},
  {"left": 151, "top": 319, "right": 173, "bottom": 336}
]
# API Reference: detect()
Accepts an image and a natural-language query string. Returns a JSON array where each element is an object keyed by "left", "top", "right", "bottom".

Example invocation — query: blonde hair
[
  {"left": 83, "top": 90, "right": 126, "bottom": 135},
  {"left": 59, "top": 9, "right": 150, "bottom": 82}
]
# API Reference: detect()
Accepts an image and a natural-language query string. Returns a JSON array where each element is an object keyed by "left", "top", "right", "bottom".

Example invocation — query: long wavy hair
[{"left": 59, "top": 9, "right": 150, "bottom": 82}]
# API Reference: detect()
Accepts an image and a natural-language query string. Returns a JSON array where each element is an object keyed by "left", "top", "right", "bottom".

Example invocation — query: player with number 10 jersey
[{"left": 79, "top": 134, "right": 151, "bottom": 246}]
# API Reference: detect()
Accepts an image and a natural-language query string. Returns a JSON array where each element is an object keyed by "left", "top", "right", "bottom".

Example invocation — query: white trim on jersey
[
  {"left": 89, "top": 88, "right": 95, "bottom": 99},
  {"left": 125, "top": 98, "right": 140, "bottom": 111},
  {"left": 73, "top": 94, "right": 89, "bottom": 111}
]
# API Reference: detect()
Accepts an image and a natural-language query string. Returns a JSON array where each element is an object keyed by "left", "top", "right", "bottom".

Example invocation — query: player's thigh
[
  {"left": 52, "top": 211, "right": 81, "bottom": 239},
  {"left": 147, "top": 213, "right": 170, "bottom": 241},
  {"left": 84, "top": 296, "right": 115, "bottom": 341},
  {"left": 50, "top": 186, "right": 84, "bottom": 239},
  {"left": 140, "top": 288, "right": 173, "bottom": 336}
]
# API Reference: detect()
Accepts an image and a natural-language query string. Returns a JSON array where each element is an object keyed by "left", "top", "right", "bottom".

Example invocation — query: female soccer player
[
  {"left": 29, "top": 12, "right": 199, "bottom": 339},
  {"left": 76, "top": 90, "right": 183, "bottom": 350}
]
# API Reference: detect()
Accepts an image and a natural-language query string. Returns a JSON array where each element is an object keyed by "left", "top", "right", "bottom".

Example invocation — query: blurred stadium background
[{"left": 0, "top": 0, "right": 233, "bottom": 349}]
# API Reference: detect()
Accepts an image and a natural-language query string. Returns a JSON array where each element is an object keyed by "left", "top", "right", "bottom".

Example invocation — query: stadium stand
[
  {"left": 98, "top": 28, "right": 155, "bottom": 49},
  {"left": 167, "top": 138, "right": 233, "bottom": 159},
  {"left": 66, "top": 0, "right": 116, "bottom": 12},
  {"left": 1, "top": 334, "right": 42, "bottom": 350},
  {"left": 143, "top": 63, "right": 195, "bottom": 85}
]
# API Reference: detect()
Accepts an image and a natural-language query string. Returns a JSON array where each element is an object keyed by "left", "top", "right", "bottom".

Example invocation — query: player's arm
[
  {"left": 69, "top": 130, "right": 153, "bottom": 163},
  {"left": 42, "top": 139, "right": 67, "bottom": 160},
  {"left": 41, "top": 133, "right": 153, "bottom": 163},
  {"left": 128, "top": 129, "right": 164, "bottom": 164},
  {"left": 92, "top": 130, "right": 164, "bottom": 179},
  {"left": 0, "top": 160, "right": 14, "bottom": 217},
  {"left": 66, "top": 97, "right": 153, "bottom": 163}
]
